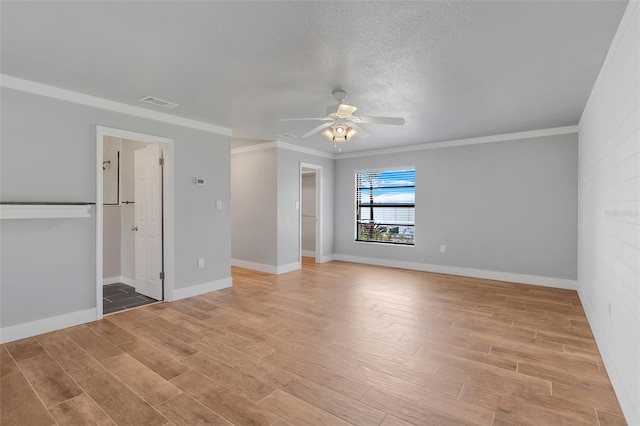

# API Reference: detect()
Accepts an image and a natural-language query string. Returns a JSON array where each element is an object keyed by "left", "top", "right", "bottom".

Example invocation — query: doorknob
[{"left": 131, "top": 226, "right": 138, "bottom": 231}]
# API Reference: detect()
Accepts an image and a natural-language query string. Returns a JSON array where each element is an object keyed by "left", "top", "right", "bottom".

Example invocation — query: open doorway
[
  {"left": 96, "top": 127, "right": 174, "bottom": 319},
  {"left": 300, "top": 163, "right": 322, "bottom": 264}
]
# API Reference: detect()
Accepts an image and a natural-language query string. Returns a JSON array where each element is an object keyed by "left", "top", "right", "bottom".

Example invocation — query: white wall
[
  {"left": 102, "top": 138, "right": 153, "bottom": 283},
  {"left": 334, "top": 133, "right": 579, "bottom": 286},
  {"left": 119, "top": 139, "right": 152, "bottom": 282},
  {"left": 577, "top": 2, "right": 640, "bottom": 424},
  {"left": 0, "top": 87, "right": 231, "bottom": 341},
  {"left": 102, "top": 136, "right": 122, "bottom": 279}
]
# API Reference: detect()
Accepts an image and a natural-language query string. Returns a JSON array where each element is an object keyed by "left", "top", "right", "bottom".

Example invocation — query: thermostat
[{"left": 195, "top": 178, "right": 205, "bottom": 185}]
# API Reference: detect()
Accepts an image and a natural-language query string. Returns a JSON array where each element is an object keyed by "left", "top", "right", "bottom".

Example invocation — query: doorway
[
  {"left": 299, "top": 163, "right": 322, "bottom": 264},
  {"left": 96, "top": 127, "right": 174, "bottom": 319}
]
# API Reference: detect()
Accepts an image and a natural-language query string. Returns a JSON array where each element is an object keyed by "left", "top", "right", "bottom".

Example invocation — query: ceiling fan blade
[
  {"left": 336, "top": 104, "right": 357, "bottom": 118},
  {"left": 348, "top": 123, "right": 370, "bottom": 138},
  {"left": 279, "top": 117, "right": 332, "bottom": 122},
  {"left": 301, "top": 122, "right": 334, "bottom": 138},
  {"left": 351, "top": 116, "right": 405, "bottom": 125}
]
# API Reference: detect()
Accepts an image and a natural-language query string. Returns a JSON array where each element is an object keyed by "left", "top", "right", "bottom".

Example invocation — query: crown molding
[
  {"left": 335, "top": 125, "right": 578, "bottom": 159},
  {"left": 231, "top": 141, "right": 278, "bottom": 155},
  {"left": 231, "top": 125, "right": 578, "bottom": 158},
  {"left": 275, "top": 141, "right": 335, "bottom": 159},
  {"left": 0, "top": 74, "right": 232, "bottom": 136},
  {"left": 231, "top": 140, "right": 335, "bottom": 159}
]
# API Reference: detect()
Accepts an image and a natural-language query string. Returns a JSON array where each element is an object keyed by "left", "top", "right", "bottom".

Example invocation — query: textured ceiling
[{"left": 1, "top": 1, "right": 628, "bottom": 153}]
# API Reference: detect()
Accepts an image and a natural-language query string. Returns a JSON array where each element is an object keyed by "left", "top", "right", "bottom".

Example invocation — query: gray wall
[
  {"left": 277, "top": 147, "right": 334, "bottom": 266},
  {"left": 102, "top": 206, "right": 121, "bottom": 278},
  {"left": 335, "top": 134, "right": 578, "bottom": 279},
  {"left": 1, "top": 87, "right": 231, "bottom": 328},
  {"left": 231, "top": 148, "right": 277, "bottom": 266},
  {"left": 577, "top": 1, "right": 639, "bottom": 423},
  {"left": 231, "top": 145, "right": 334, "bottom": 269}
]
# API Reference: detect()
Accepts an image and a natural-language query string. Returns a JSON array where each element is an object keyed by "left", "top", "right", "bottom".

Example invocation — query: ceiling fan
[{"left": 280, "top": 90, "right": 405, "bottom": 143}]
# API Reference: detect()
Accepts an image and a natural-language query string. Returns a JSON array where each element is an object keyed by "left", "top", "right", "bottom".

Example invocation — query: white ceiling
[{"left": 1, "top": 1, "right": 628, "bottom": 153}]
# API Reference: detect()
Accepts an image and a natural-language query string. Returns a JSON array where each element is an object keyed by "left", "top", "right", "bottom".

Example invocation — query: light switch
[
  {"left": 295, "top": 201, "right": 300, "bottom": 209},
  {"left": 216, "top": 200, "right": 223, "bottom": 210},
  {"left": 197, "top": 258, "right": 205, "bottom": 268}
]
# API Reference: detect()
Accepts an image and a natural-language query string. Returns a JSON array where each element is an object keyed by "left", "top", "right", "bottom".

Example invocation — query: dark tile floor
[{"left": 103, "top": 283, "right": 158, "bottom": 314}]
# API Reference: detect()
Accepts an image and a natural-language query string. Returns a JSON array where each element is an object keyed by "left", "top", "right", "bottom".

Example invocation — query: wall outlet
[
  {"left": 440, "top": 245, "right": 446, "bottom": 253},
  {"left": 215, "top": 200, "right": 223, "bottom": 210},
  {"left": 197, "top": 258, "right": 205, "bottom": 269}
]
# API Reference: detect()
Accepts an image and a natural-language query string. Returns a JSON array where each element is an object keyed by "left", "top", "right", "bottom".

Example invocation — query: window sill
[{"left": 354, "top": 240, "right": 415, "bottom": 248}]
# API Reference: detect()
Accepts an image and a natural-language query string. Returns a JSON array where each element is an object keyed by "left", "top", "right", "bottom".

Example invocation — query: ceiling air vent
[{"left": 139, "top": 96, "right": 179, "bottom": 109}]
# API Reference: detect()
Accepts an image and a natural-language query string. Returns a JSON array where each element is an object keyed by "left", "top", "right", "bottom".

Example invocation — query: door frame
[
  {"left": 299, "top": 162, "right": 322, "bottom": 264},
  {"left": 95, "top": 126, "right": 175, "bottom": 319}
]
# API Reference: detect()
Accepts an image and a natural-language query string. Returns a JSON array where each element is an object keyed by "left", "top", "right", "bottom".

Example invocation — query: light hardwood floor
[{"left": 1, "top": 259, "right": 627, "bottom": 425}]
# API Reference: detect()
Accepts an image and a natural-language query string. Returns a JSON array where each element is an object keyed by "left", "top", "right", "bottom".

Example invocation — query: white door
[{"left": 134, "top": 144, "right": 163, "bottom": 300}]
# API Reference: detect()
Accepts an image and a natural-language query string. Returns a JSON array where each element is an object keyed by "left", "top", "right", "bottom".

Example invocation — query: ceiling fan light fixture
[
  {"left": 321, "top": 128, "right": 334, "bottom": 140},
  {"left": 345, "top": 127, "right": 358, "bottom": 140},
  {"left": 321, "top": 124, "right": 358, "bottom": 142}
]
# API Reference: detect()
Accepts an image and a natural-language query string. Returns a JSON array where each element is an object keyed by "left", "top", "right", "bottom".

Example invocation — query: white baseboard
[
  {"left": 171, "top": 277, "right": 233, "bottom": 301},
  {"left": 232, "top": 259, "right": 277, "bottom": 274},
  {"left": 0, "top": 308, "right": 97, "bottom": 344},
  {"left": 301, "top": 250, "right": 315, "bottom": 257},
  {"left": 277, "top": 262, "right": 301, "bottom": 274},
  {"left": 231, "top": 259, "right": 301, "bottom": 275},
  {"left": 578, "top": 288, "right": 639, "bottom": 425},
  {"left": 102, "top": 276, "right": 136, "bottom": 286},
  {"left": 319, "top": 254, "right": 335, "bottom": 263},
  {"left": 332, "top": 254, "right": 578, "bottom": 290}
]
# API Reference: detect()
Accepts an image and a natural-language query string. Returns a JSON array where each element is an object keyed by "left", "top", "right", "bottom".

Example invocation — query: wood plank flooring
[{"left": 0, "top": 258, "right": 627, "bottom": 425}]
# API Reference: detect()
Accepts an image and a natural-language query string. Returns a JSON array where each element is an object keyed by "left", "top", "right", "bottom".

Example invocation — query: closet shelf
[{"left": 0, "top": 202, "right": 93, "bottom": 219}]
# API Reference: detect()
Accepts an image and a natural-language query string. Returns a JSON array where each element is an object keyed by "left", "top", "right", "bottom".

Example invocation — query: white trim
[
  {"left": 171, "top": 277, "right": 232, "bottom": 301},
  {"left": 1, "top": 75, "right": 576, "bottom": 156},
  {"left": 120, "top": 276, "right": 136, "bottom": 287},
  {"left": 96, "top": 126, "right": 175, "bottom": 320},
  {"left": 277, "top": 262, "right": 301, "bottom": 274},
  {"left": 579, "top": 288, "right": 640, "bottom": 425},
  {"left": 102, "top": 276, "right": 136, "bottom": 287},
  {"left": 0, "top": 308, "right": 97, "bottom": 344},
  {"left": 0, "top": 204, "right": 91, "bottom": 219},
  {"left": 232, "top": 259, "right": 278, "bottom": 274},
  {"left": 231, "top": 259, "right": 301, "bottom": 275},
  {"left": 276, "top": 141, "right": 335, "bottom": 159},
  {"left": 300, "top": 162, "right": 323, "bottom": 265},
  {"left": 231, "top": 141, "right": 277, "bottom": 155},
  {"left": 301, "top": 250, "right": 316, "bottom": 257},
  {"left": 336, "top": 125, "right": 579, "bottom": 159},
  {"left": 320, "top": 254, "right": 336, "bottom": 263},
  {"left": 1, "top": 75, "right": 231, "bottom": 136},
  {"left": 102, "top": 276, "right": 121, "bottom": 286},
  {"left": 231, "top": 141, "right": 334, "bottom": 159},
  {"left": 354, "top": 165, "right": 416, "bottom": 174},
  {"left": 333, "top": 254, "right": 578, "bottom": 290}
]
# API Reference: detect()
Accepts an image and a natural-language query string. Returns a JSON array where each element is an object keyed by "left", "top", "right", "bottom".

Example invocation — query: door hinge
[
  {"left": 159, "top": 157, "right": 164, "bottom": 166},
  {"left": 159, "top": 271, "right": 165, "bottom": 280}
]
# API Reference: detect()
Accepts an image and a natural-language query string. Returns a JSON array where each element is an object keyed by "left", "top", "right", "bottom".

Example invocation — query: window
[{"left": 356, "top": 168, "right": 415, "bottom": 245}]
